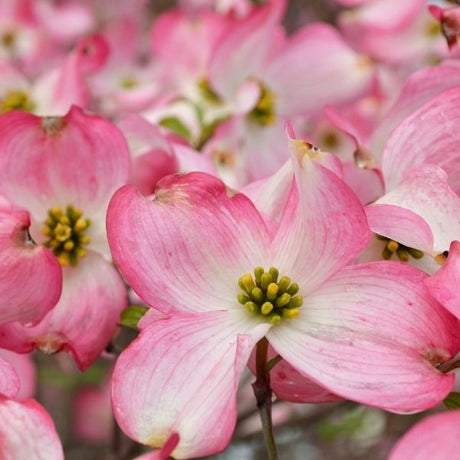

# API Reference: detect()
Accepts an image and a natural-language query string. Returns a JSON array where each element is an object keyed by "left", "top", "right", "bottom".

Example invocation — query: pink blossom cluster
[{"left": 1, "top": 0, "right": 460, "bottom": 458}]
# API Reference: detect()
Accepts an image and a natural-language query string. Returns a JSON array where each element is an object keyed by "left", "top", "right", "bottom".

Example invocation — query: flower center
[
  {"left": 197, "top": 78, "right": 223, "bottom": 104},
  {"left": 377, "top": 235, "right": 424, "bottom": 262},
  {"left": 248, "top": 83, "right": 276, "bottom": 126},
  {"left": 237, "top": 267, "right": 303, "bottom": 324},
  {"left": 1, "top": 90, "right": 35, "bottom": 113},
  {"left": 1, "top": 30, "right": 15, "bottom": 48},
  {"left": 42, "top": 205, "right": 91, "bottom": 266}
]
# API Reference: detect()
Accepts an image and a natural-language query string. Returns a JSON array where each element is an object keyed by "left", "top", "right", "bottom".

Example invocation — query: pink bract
[
  {"left": 367, "top": 86, "right": 460, "bottom": 255},
  {"left": 0, "top": 396, "right": 64, "bottom": 459},
  {"left": 0, "top": 106, "right": 130, "bottom": 369},
  {"left": 0, "top": 199, "right": 61, "bottom": 325},
  {"left": 107, "top": 134, "right": 459, "bottom": 457}
]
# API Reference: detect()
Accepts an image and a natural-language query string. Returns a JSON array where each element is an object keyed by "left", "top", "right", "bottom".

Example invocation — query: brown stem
[
  {"left": 252, "top": 338, "right": 278, "bottom": 460},
  {"left": 438, "top": 359, "right": 460, "bottom": 374}
]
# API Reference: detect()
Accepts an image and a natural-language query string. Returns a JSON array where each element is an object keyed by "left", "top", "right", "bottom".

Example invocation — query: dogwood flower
[
  {"left": 107, "top": 134, "right": 459, "bottom": 458},
  {"left": 0, "top": 106, "right": 129, "bottom": 369}
]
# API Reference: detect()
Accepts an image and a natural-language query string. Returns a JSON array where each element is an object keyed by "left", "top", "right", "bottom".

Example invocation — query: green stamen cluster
[
  {"left": 43, "top": 205, "right": 91, "bottom": 266},
  {"left": 237, "top": 267, "right": 303, "bottom": 324},
  {"left": 248, "top": 84, "right": 276, "bottom": 126},
  {"left": 1, "top": 90, "right": 35, "bottom": 113},
  {"left": 376, "top": 235, "right": 424, "bottom": 262}
]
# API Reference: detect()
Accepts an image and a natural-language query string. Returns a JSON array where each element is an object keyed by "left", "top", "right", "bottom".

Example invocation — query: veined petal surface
[
  {"left": 107, "top": 173, "right": 270, "bottom": 314},
  {"left": 112, "top": 310, "right": 270, "bottom": 458},
  {"left": 382, "top": 86, "right": 460, "bottom": 193},
  {"left": 0, "top": 397, "right": 63, "bottom": 460},
  {"left": 0, "top": 252, "right": 126, "bottom": 370},
  {"left": 267, "top": 262, "right": 460, "bottom": 413},
  {"left": 272, "top": 141, "right": 371, "bottom": 294},
  {"left": 370, "top": 165, "right": 460, "bottom": 254},
  {"left": 0, "top": 203, "right": 62, "bottom": 325},
  {"left": 0, "top": 106, "right": 130, "bottom": 219}
]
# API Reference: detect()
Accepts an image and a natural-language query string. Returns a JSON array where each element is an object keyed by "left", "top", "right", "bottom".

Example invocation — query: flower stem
[
  {"left": 439, "top": 359, "right": 460, "bottom": 374},
  {"left": 252, "top": 337, "right": 278, "bottom": 460}
]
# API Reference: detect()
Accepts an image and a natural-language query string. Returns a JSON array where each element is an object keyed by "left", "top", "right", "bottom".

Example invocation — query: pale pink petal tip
[
  {"left": 0, "top": 398, "right": 64, "bottom": 460},
  {"left": 286, "top": 123, "right": 343, "bottom": 177},
  {"left": 133, "top": 433, "right": 180, "bottom": 460},
  {"left": 112, "top": 311, "right": 268, "bottom": 458}
]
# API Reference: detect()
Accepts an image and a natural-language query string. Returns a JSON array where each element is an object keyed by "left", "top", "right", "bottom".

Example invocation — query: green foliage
[
  {"left": 443, "top": 392, "right": 460, "bottom": 409},
  {"left": 159, "top": 116, "right": 191, "bottom": 141},
  {"left": 120, "top": 305, "right": 149, "bottom": 329}
]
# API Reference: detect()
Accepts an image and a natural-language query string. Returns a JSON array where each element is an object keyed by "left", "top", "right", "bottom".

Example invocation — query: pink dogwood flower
[
  {"left": 107, "top": 134, "right": 459, "bottom": 458},
  {"left": 0, "top": 106, "right": 129, "bottom": 369}
]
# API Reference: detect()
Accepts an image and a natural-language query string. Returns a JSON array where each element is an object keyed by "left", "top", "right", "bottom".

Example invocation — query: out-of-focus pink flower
[
  {"left": 202, "top": 0, "right": 374, "bottom": 184},
  {"left": 73, "top": 379, "right": 112, "bottom": 443},
  {"left": 150, "top": 8, "right": 231, "bottom": 97},
  {"left": 389, "top": 410, "right": 460, "bottom": 460},
  {"left": 0, "top": 106, "right": 129, "bottom": 370},
  {"left": 33, "top": 0, "right": 94, "bottom": 43},
  {"left": 107, "top": 132, "right": 459, "bottom": 458},
  {"left": 32, "top": 34, "right": 109, "bottom": 116},
  {"left": 118, "top": 115, "right": 215, "bottom": 196},
  {"left": 339, "top": 0, "right": 448, "bottom": 69},
  {"left": 178, "top": 0, "right": 253, "bottom": 17}
]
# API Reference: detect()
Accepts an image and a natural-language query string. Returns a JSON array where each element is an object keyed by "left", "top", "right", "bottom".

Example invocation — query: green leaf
[
  {"left": 158, "top": 116, "right": 191, "bottom": 141},
  {"left": 120, "top": 305, "right": 149, "bottom": 329},
  {"left": 444, "top": 392, "right": 460, "bottom": 409}
]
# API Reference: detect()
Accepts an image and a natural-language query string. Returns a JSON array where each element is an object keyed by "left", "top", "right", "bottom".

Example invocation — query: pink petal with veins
[
  {"left": 107, "top": 174, "right": 271, "bottom": 314},
  {"left": 0, "top": 252, "right": 127, "bottom": 370},
  {"left": 112, "top": 311, "right": 269, "bottom": 458},
  {"left": 0, "top": 397, "right": 63, "bottom": 459},
  {"left": 268, "top": 262, "right": 460, "bottom": 413},
  {"left": 370, "top": 165, "right": 460, "bottom": 253},
  {"left": 0, "top": 202, "right": 61, "bottom": 325}
]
